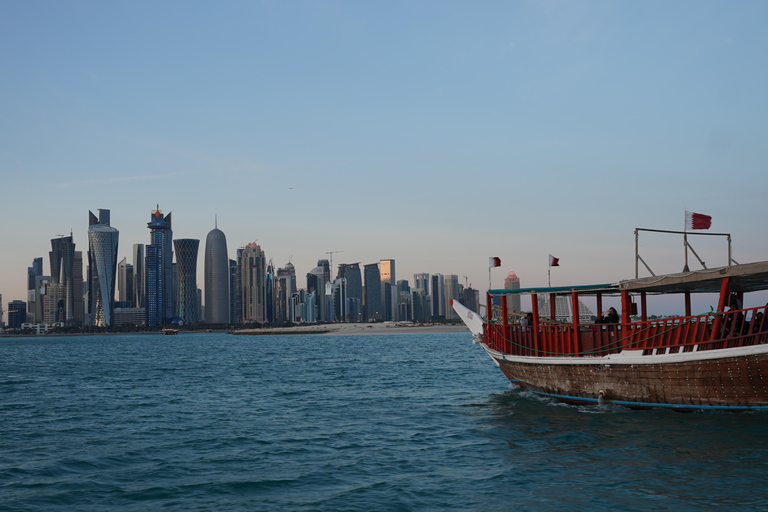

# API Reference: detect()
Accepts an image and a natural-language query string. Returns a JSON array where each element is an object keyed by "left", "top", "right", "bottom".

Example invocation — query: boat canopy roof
[
  {"left": 619, "top": 260, "right": 768, "bottom": 294},
  {"left": 489, "top": 260, "right": 768, "bottom": 297},
  {"left": 488, "top": 283, "right": 618, "bottom": 297}
]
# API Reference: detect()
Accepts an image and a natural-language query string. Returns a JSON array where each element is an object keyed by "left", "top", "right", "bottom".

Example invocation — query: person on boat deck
[
  {"left": 595, "top": 307, "right": 619, "bottom": 324},
  {"left": 520, "top": 312, "right": 534, "bottom": 332}
]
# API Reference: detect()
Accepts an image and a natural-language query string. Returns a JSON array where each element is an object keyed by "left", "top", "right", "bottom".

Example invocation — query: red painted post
[
  {"left": 641, "top": 292, "right": 648, "bottom": 322},
  {"left": 571, "top": 291, "right": 580, "bottom": 356},
  {"left": 709, "top": 277, "right": 730, "bottom": 342},
  {"left": 501, "top": 294, "right": 509, "bottom": 353},
  {"left": 531, "top": 293, "right": 540, "bottom": 357},
  {"left": 684, "top": 291, "right": 691, "bottom": 318},
  {"left": 621, "top": 291, "right": 631, "bottom": 326}
]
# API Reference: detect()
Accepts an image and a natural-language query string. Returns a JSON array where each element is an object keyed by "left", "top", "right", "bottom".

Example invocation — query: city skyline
[{"left": 3, "top": 2, "right": 768, "bottom": 318}]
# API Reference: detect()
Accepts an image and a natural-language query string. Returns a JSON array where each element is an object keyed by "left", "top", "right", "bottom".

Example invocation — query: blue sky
[{"left": 2, "top": 1, "right": 768, "bottom": 319}]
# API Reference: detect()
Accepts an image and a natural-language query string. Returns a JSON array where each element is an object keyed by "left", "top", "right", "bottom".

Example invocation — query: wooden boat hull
[{"left": 486, "top": 344, "right": 768, "bottom": 410}]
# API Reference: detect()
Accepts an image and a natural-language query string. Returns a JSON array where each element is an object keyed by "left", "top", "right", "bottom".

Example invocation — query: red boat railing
[{"left": 484, "top": 304, "right": 768, "bottom": 357}]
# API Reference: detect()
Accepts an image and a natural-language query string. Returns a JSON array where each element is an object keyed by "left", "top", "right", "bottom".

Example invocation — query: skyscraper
[
  {"left": 117, "top": 258, "right": 134, "bottom": 305},
  {"left": 132, "top": 244, "right": 145, "bottom": 308},
  {"left": 504, "top": 270, "right": 521, "bottom": 312},
  {"left": 444, "top": 274, "right": 460, "bottom": 320},
  {"left": 8, "top": 300, "right": 26, "bottom": 329},
  {"left": 174, "top": 238, "right": 200, "bottom": 325},
  {"left": 380, "top": 259, "right": 395, "bottom": 321},
  {"left": 50, "top": 234, "right": 79, "bottom": 324},
  {"left": 338, "top": 263, "right": 362, "bottom": 322},
  {"left": 241, "top": 242, "right": 267, "bottom": 324},
  {"left": 274, "top": 262, "right": 296, "bottom": 324},
  {"left": 204, "top": 223, "right": 230, "bottom": 324},
  {"left": 88, "top": 209, "right": 119, "bottom": 327},
  {"left": 146, "top": 207, "right": 173, "bottom": 327},
  {"left": 431, "top": 273, "right": 444, "bottom": 321},
  {"left": 307, "top": 266, "right": 327, "bottom": 323},
  {"left": 229, "top": 258, "right": 241, "bottom": 324},
  {"left": 363, "top": 263, "right": 382, "bottom": 321}
]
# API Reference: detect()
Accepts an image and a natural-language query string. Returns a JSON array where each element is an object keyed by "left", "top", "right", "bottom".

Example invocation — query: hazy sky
[{"left": 2, "top": 1, "right": 768, "bottom": 320}]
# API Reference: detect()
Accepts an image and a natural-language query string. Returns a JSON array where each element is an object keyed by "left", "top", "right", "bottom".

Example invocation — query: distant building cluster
[{"left": 2, "top": 206, "right": 480, "bottom": 330}]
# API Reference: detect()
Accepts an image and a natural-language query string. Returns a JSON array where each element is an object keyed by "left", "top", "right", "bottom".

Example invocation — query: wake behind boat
[{"left": 453, "top": 233, "right": 768, "bottom": 411}]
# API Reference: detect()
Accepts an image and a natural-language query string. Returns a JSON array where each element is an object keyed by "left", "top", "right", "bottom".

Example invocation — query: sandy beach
[{"left": 233, "top": 322, "right": 470, "bottom": 336}]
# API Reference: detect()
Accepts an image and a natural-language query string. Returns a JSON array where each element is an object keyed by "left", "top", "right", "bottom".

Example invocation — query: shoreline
[
  {"left": 0, "top": 322, "right": 470, "bottom": 338},
  {"left": 234, "top": 322, "right": 470, "bottom": 336}
]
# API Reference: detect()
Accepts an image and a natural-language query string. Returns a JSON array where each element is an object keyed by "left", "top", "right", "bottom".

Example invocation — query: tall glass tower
[
  {"left": 146, "top": 206, "right": 173, "bottom": 327},
  {"left": 50, "top": 234, "right": 77, "bottom": 324},
  {"left": 174, "top": 238, "right": 200, "bottom": 325},
  {"left": 88, "top": 209, "right": 119, "bottom": 327},
  {"left": 363, "top": 263, "right": 382, "bottom": 321},
  {"left": 204, "top": 223, "right": 230, "bottom": 324}
]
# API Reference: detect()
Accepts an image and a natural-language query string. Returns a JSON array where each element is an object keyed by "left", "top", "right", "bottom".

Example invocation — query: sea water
[{"left": 2, "top": 332, "right": 768, "bottom": 511}]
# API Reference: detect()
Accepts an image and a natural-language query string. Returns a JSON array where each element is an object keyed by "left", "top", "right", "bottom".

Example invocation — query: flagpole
[{"left": 548, "top": 268, "right": 551, "bottom": 288}]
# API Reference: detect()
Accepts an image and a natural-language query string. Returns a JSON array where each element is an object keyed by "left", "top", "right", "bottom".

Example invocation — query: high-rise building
[
  {"left": 241, "top": 242, "right": 267, "bottom": 324},
  {"left": 266, "top": 259, "right": 275, "bottom": 324},
  {"left": 146, "top": 206, "right": 173, "bottom": 327},
  {"left": 27, "top": 258, "right": 43, "bottom": 293},
  {"left": 380, "top": 259, "right": 395, "bottom": 321},
  {"left": 174, "top": 238, "right": 200, "bottom": 325},
  {"left": 0, "top": 293, "right": 3, "bottom": 327},
  {"left": 397, "top": 279, "right": 411, "bottom": 322},
  {"left": 73, "top": 251, "right": 83, "bottom": 324},
  {"left": 430, "top": 274, "right": 445, "bottom": 321},
  {"left": 49, "top": 234, "right": 80, "bottom": 325},
  {"left": 444, "top": 275, "right": 460, "bottom": 320},
  {"left": 307, "top": 266, "right": 327, "bottom": 323},
  {"left": 8, "top": 300, "right": 26, "bottom": 329},
  {"left": 413, "top": 273, "right": 430, "bottom": 295},
  {"left": 132, "top": 244, "right": 145, "bottom": 308},
  {"left": 338, "top": 263, "right": 362, "bottom": 322},
  {"left": 88, "top": 209, "right": 119, "bottom": 327},
  {"left": 317, "top": 259, "right": 331, "bottom": 287},
  {"left": 229, "top": 258, "right": 241, "bottom": 324},
  {"left": 117, "top": 258, "right": 134, "bottom": 306},
  {"left": 27, "top": 257, "right": 43, "bottom": 322},
  {"left": 363, "top": 263, "right": 382, "bottom": 321},
  {"left": 332, "top": 278, "right": 347, "bottom": 322},
  {"left": 204, "top": 223, "right": 230, "bottom": 324},
  {"left": 504, "top": 270, "right": 521, "bottom": 312},
  {"left": 274, "top": 262, "right": 296, "bottom": 324}
]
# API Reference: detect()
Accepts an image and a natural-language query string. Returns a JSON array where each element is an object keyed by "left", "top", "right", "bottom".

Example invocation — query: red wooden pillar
[
  {"left": 571, "top": 291, "right": 580, "bottom": 356},
  {"left": 487, "top": 292, "right": 493, "bottom": 322},
  {"left": 684, "top": 291, "right": 691, "bottom": 317},
  {"left": 621, "top": 291, "right": 631, "bottom": 326},
  {"left": 531, "top": 293, "right": 540, "bottom": 356},
  {"left": 501, "top": 295, "right": 509, "bottom": 353},
  {"left": 709, "top": 277, "right": 730, "bottom": 341},
  {"left": 641, "top": 292, "right": 648, "bottom": 322}
]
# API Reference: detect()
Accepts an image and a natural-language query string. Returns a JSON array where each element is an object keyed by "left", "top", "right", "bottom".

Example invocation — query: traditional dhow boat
[{"left": 452, "top": 260, "right": 768, "bottom": 410}]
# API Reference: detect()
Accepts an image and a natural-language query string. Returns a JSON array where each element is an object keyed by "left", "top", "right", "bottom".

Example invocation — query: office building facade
[
  {"left": 88, "top": 209, "right": 119, "bottom": 327},
  {"left": 204, "top": 225, "right": 230, "bottom": 324},
  {"left": 146, "top": 207, "right": 173, "bottom": 327},
  {"left": 174, "top": 238, "right": 200, "bottom": 324}
]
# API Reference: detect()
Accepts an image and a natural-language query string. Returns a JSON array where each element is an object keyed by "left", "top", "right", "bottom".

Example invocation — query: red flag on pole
[
  {"left": 685, "top": 210, "right": 712, "bottom": 230},
  {"left": 549, "top": 254, "right": 560, "bottom": 267},
  {"left": 489, "top": 257, "right": 501, "bottom": 268}
]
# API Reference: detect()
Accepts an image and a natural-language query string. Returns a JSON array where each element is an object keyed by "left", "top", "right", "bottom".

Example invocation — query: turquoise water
[{"left": 2, "top": 332, "right": 768, "bottom": 511}]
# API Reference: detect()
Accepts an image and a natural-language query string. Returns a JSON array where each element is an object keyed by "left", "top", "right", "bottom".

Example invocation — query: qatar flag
[
  {"left": 685, "top": 210, "right": 712, "bottom": 230},
  {"left": 489, "top": 257, "right": 501, "bottom": 268},
  {"left": 549, "top": 254, "right": 560, "bottom": 267}
]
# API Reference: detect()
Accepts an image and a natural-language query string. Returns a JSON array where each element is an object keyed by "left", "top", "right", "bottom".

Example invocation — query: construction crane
[
  {"left": 326, "top": 250, "right": 344, "bottom": 276},
  {"left": 463, "top": 275, "right": 469, "bottom": 288}
]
